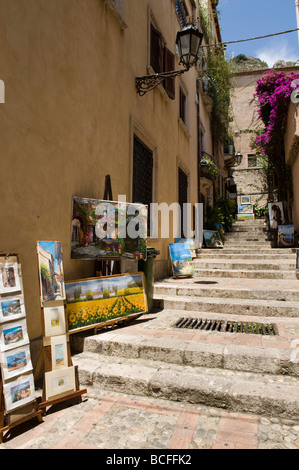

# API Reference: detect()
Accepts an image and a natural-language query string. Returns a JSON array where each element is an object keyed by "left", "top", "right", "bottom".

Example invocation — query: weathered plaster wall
[{"left": 0, "top": 0, "right": 216, "bottom": 367}]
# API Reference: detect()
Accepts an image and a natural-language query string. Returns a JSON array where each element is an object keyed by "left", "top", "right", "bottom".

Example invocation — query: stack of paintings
[
  {"left": 169, "top": 243, "right": 194, "bottom": 277},
  {"left": 0, "top": 255, "right": 36, "bottom": 414},
  {"left": 37, "top": 241, "right": 77, "bottom": 402},
  {"left": 236, "top": 199, "right": 255, "bottom": 221}
]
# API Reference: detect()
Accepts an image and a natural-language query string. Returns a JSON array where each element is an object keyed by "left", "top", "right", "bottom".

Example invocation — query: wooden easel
[
  {"left": 36, "top": 243, "right": 86, "bottom": 415},
  {"left": 103, "top": 174, "right": 113, "bottom": 201}
]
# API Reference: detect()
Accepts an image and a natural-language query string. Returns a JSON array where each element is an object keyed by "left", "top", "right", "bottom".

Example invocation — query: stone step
[
  {"left": 193, "top": 268, "right": 297, "bottom": 279},
  {"left": 73, "top": 348, "right": 299, "bottom": 419},
  {"left": 199, "top": 248, "right": 295, "bottom": 254},
  {"left": 155, "top": 295, "right": 299, "bottom": 317},
  {"left": 224, "top": 241, "right": 273, "bottom": 247},
  {"left": 154, "top": 282, "right": 299, "bottom": 302},
  {"left": 193, "top": 260, "right": 295, "bottom": 271},
  {"left": 196, "top": 253, "right": 296, "bottom": 260}
]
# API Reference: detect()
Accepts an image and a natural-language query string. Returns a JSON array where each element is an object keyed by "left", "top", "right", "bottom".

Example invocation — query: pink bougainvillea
[{"left": 252, "top": 69, "right": 299, "bottom": 156}]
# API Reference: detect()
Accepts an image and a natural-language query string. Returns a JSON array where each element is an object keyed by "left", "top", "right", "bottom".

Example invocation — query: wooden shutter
[
  {"left": 163, "top": 47, "right": 175, "bottom": 100},
  {"left": 150, "top": 24, "right": 162, "bottom": 73}
]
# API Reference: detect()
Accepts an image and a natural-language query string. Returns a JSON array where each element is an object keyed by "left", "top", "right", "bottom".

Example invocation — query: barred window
[{"left": 132, "top": 135, "right": 153, "bottom": 231}]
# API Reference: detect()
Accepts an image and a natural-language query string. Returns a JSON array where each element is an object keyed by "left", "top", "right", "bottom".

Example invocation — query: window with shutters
[
  {"left": 132, "top": 134, "right": 154, "bottom": 233},
  {"left": 150, "top": 23, "right": 176, "bottom": 100},
  {"left": 179, "top": 87, "right": 187, "bottom": 124}
]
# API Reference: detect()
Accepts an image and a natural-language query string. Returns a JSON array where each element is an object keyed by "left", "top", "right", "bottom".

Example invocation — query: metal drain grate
[{"left": 173, "top": 317, "right": 279, "bottom": 336}]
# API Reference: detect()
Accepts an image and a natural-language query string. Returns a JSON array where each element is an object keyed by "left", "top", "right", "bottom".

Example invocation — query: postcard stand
[
  {"left": 36, "top": 242, "right": 86, "bottom": 415},
  {"left": 0, "top": 254, "right": 43, "bottom": 443}
]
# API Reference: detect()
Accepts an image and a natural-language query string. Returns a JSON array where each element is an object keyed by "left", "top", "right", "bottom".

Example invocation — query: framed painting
[
  {"left": 236, "top": 213, "right": 255, "bottom": 221},
  {"left": 174, "top": 238, "right": 196, "bottom": 258},
  {"left": 240, "top": 196, "right": 251, "bottom": 204},
  {"left": 50, "top": 335, "right": 68, "bottom": 370},
  {"left": 65, "top": 272, "right": 147, "bottom": 333},
  {"left": 278, "top": 225, "right": 294, "bottom": 247},
  {"left": 45, "top": 366, "right": 76, "bottom": 400},
  {"left": 1, "top": 344, "right": 33, "bottom": 381},
  {"left": 169, "top": 243, "right": 194, "bottom": 277},
  {"left": 0, "top": 256, "right": 21, "bottom": 294},
  {"left": 0, "top": 294, "right": 26, "bottom": 324},
  {"left": 268, "top": 202, "right": 285, "bottom": 229},
  {"left": 203, "top": 230, "right": 224, "bottom": 248},
  {"left": 43, "top": 301, "right": 66, "bottom": 337},
  {"left": 37, "top": 241, "right": 65, "bottom": 303},
  {"left": 0, "top": 319, "right": 29, "bottom": 352},
  {"left": 238, "top": 203, "right": 254, "bottom": 214},
  {"left": 3, "top": 373, "right": 35, "bottom": 412},
  {"left": 71, "top": 196, "right": 147, "bottom": 260}
]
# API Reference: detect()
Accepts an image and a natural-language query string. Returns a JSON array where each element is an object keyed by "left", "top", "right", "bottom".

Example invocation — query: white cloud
[{"left": 255, "top": 39, "right": 299, "bottom": 67}]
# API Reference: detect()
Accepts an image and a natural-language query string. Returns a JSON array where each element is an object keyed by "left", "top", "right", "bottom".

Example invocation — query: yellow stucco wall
[{"left": 0, "top": 0, "right": 218, "bottom": 360}]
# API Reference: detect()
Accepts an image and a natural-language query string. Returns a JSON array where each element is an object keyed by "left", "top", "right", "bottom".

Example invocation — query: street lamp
[
  {"left": 235, "top": 152, "right": 243, "bottom": 165},
  {"left": 136, "top": 25, "right": 204, "bottom": 96}
]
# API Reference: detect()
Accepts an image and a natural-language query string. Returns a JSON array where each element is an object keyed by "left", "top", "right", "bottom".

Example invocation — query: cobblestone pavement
[{"left": 1, "top": 387, "right": 298, "bottom": 450}]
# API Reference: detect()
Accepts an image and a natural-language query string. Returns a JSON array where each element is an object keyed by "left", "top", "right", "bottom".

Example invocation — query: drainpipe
[
  {"left": 296, "top": 0, "right": 299, "bottom": 48},
  {"left": 196, "top": 77, "right": 201, "bottom": 204}
]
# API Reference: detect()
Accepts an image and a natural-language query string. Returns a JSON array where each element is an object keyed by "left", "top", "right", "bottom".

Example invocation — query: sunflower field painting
[{"left": 65, "top": 273, "right": 147, "bottom": 333}]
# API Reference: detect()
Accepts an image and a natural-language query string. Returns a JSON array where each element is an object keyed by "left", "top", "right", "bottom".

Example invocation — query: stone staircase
[{"left": 72, "top": 218, "right": 299, "bottom": 419}]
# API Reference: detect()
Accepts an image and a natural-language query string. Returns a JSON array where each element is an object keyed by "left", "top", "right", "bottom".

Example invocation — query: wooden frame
[{"left": 65, "top": 272, "right": 148, "bottom": 334}]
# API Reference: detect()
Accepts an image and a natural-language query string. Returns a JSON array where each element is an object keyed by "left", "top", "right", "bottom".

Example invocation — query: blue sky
[{"left": 218, "top": 0, "right": 299, "bottom": 66}]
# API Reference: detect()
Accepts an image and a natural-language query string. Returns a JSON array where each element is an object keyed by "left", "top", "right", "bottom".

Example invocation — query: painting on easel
[{"left": 71, "top": 196, "right": 147, "bottom": 260}]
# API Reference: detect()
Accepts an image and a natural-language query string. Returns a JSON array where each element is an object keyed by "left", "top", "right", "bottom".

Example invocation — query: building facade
[{"left": 0, "top": 0, "right": 224, "bottom": 366}]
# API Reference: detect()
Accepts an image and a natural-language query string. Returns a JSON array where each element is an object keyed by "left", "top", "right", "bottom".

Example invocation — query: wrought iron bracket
[{"left": 136, "top": 68, "right": 188, "bottom": 96}]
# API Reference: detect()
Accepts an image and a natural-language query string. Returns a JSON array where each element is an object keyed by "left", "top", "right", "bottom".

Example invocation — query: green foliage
[
  {"left": 206, "top": 198, "right": 234, "bottom": 232},
  {"left": 86, "top": 290, "right": 93, "bottom": 301},
  {"left": 254, "top": 205, "right": 269, "bottom": 218},
  {"left": 198, "top": 3, "right": 233, "bottom": 144}
]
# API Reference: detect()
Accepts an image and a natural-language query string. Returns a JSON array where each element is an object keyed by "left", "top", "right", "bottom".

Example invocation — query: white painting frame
[
  {"left": 50, "top": 335, "right": 68, "bottom": 370},
  {"left": 3, "top": 373, "right": 35, "bottom": 412},
  {"left": 45, "top": 366, "right": 76, "bottom": 400},
  {"left": 0, "top": 258, "right": 21, "bottom": 294},
  {"left": 0, "top": 294, "right": 26, "bottom": 324},
  {"left": 0, "top": 318, "right": 29, "bottom": 352},
  {"left": 43, "top": 301, "right": 66, "bottom": 337},
  {"left": 1, "top": 344, "right": 33, "bottom": 381}
]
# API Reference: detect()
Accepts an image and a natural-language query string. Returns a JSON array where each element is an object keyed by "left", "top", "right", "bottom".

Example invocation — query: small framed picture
[
  {"left": 0, "top": 257, "right": 21, "bottom": 294},
  {"left": 50, "top": 335, "right": 68, "bottom": 370},
  {"left": 1, "top": 344, "right": 33, "bottom": 380},
  {"left": 0, "top": 319, "right": 29, "bottom": 352},
  {"left": 45, "top": 366, "right": 76, "bottom": 400},
  {"left": 3, "top": 373, "right": 35, "bottom": 412},
  {"left": 0, "top": 294, "right": 26, "bottom": 324},
  {"left": 240, "top": 196, "right": 251, "bottom": 204},
  {"left": 43, "top": 301, "right": 66, "bottom": 337}
]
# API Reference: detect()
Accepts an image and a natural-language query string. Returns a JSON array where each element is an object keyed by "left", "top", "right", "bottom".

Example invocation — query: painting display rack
[
  {"left": 0, "top": 254, "right": 43, "bottom": 443},
  {"left": 37, "top": 241, "right": 87, "bottom": 416}
]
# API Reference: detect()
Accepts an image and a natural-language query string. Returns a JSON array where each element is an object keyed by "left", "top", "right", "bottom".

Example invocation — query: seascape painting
[
  {"left": 0, "top": 294, "right": 26, "bottom": 323},
  {"left": 169, "top": 243, "right": 194, "bottom": 277}
]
